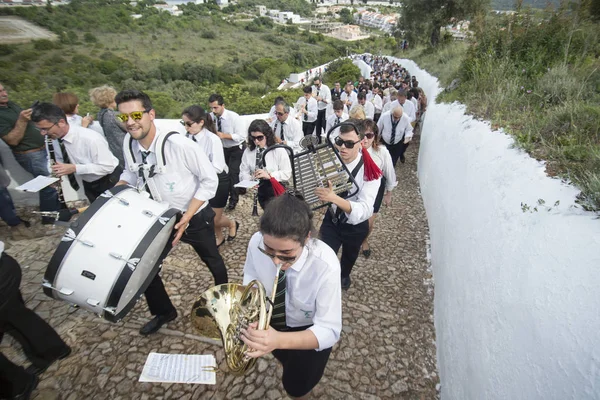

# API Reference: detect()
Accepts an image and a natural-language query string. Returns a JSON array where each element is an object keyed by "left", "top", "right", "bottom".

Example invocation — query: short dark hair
[
  {"left": 303, "top": 86, "right": 312, "bottom": 94},
  {"left": 208, "top": 93, "right": 224, "bottom": 105},
  {"left": 274, "top": 96, "right": 285, "bottom": 105},
  {"left": 182, "top": 105, "right": 216, "bottom": 134},
  {"left": 339, "top": 118, "right": 364, "bottom": 139},
  {"left": 115, "top": 89, "right": 153, "bottom": 110},
  {"left": 357, "top": 92, "right": 366, "bottom": 101},
  {"left": 332, "top": 100, "right": 344, "bottom": 111},
  {"left": 31, "top": 102, "right": 66, "bottom": 124},
  {"left": 397, "top": 89, "right": 407, "bottom": 98},
  {"left": 260, "top": 193, "right": 314, "bottom": 244},
  {"left": 247, "top": 119, "right": 276, "bottom": 150}
]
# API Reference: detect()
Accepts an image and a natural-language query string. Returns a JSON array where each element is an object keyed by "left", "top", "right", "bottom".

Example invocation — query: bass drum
[{"left": 42, "top": 186, "right": 179, "bottom": 322}]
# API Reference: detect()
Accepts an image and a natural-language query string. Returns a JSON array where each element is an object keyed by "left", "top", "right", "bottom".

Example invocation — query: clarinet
[
  {"left": 46, "top": 137, "right": 67, "bottom": 208},
  {"left": 252, "top": 147, "right": 265, "bottom": 217}
]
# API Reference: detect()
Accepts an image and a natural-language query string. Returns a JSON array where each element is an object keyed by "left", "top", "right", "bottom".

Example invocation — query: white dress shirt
[
  {"left": 411, "top": 97, "right": 419, "bottom": 111},
  {"left": 296, "top": 97, "right": 318, "bottom": 123},
  {"left": 368, "top": 146, "right": 397, "bottom": 192},
  {"left": 367, "top": 93, "right": 383, "bottom": 113},
  {"left": 120, "top": 129, "right": 218, "bottom": 213},
  {"left": 331, "top": 153, "right": 380, "bottom": 225},
  {"left": 340, "top": 91, "right": 358, "bottom": 109},
  {"left": 54, "top": 124, "right": 118, "bottom": 183},
  {"left": 270, "top": 117, "right": 303, "bottom": 149},
  {"left": 376, "top": 111, "right": 414, "bottom": 145},
  {"left": 239, "top": 146, "right": 292, "bottom": 182},
  {"left": 312, "top": 84, "right": 331, "bottom": 111},
  {"left": 388, "top": 99, "right": 416, "bottom": 123},
  {"left": 212, "top": 108, "right": 244, "bottom": 148},
  {"left": 67, "top": 114, "right": 104, "bottom": 136},
  {"left": 186, "top": 128, "right": 228, "bottom": 174},
  {"left": 243, "top": 232, "right": 342, "bottom": 351},
  {"left": 323, "top": 113, "right": 349, "bottom": 141},
  {"left": 352, "top": 101, "right": 375, "bottom": 120}
]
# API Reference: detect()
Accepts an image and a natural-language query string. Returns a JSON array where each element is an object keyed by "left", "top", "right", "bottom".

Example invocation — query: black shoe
[
  {"left": 139, "top": 310, "right": 177, "bottom": 336},
  {"left": 217, "top": 238, "right": 226, "bottom": 248},
  {"left": 25, "top": 345, "right": 71, "bottom": 376},
  {"left": 41, "top": 217, "right": 55, "bottom": 225},
  {"left": 227, "top": 201, "right": 237, "bottom": 211},
  {"left": 227, "top": 221, "right": 239, "bottom": 242},
  {"left": 12, "top": 372, "right": 38, "bottom": 400},
  {"left": 400, "top": 155, "right": 406, "bottom": 163},
  {"left": 341, "top": 276, "right": 351, "bottom": 290},
  {"left": 237, "top": 188, "right": 247, "bottom": 195}
]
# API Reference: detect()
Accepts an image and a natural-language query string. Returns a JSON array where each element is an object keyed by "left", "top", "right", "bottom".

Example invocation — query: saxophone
[{"left": 251, "top": 147, "right": 265, "bottom": 217}]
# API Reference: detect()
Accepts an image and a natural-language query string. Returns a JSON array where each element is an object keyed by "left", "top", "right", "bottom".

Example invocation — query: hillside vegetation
[
  {"left": 0, "top": 0, "right": 395, "bottom": 117},
  {"left": 408, "top": 4, "right": 600, "bottom": 210}
]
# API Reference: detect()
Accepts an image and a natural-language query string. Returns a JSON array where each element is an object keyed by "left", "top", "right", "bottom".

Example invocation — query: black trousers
[
  {"left": 319, "top": 211, "right": 369, "bottom": 278},
  {"left": 0, "top": 253, "right": 69, "bottom": 397},
  {"left": 82, "top": 167, "right": 122, "bottom": 204},
  {"left": 302, "top": 121, "right": 316, "bottom": 137},
  {"left": 223, "top": 145, "right": 244, "bottom": 205},
  {"left": 144, "top": 206, "right": 228, "bottom": 316},
  {"left": 315, "top": 109, "right": 327, "bottom": 142},
  {"left": 374, "top": 112, "right": 381, "bottom": 123},
  {"left": 384, "top": 139, "right": 409, "bottom": 167}
]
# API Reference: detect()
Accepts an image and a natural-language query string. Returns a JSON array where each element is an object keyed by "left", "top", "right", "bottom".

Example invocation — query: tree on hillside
[
  {"left": 339, "top": 8, "right": 354, "bottom": 24},
  {"left": 323, "top": 59, "right": 361, "bottom": 86},
  {"left": 397, "top": 0, "right": 489, "bottom": 46}
]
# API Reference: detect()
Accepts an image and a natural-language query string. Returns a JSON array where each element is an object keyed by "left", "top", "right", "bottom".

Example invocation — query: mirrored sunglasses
[{"left": 116, "top": 109, "right": 150, "bottom": 123}]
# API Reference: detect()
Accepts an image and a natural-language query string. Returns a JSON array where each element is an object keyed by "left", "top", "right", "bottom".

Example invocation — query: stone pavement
[{"left": 0, "top": 134, "right": 439, "bottom": 399}]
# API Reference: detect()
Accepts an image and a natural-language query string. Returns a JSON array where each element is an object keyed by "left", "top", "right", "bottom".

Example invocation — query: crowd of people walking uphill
[{"left": 0, "top": 54, "right": 427, "bottom": 399}]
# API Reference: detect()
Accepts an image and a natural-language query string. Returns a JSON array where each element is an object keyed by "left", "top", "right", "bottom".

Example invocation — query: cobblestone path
[{"left": 0, "top": 134, "right": 439, "bottom": 399}]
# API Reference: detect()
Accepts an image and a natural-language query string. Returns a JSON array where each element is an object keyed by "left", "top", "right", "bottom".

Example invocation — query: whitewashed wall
[
  {"left": 398, "top": 57, "right": 600, "bottom": 399},
  {"left": 3, "top": 113, "right": 267, "bottom": 206}
]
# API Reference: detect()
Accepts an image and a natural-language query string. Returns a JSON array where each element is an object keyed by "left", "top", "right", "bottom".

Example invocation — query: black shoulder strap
[
  {"left": 160, "top": 131, "right": 179, "bottom": 166},
  {"left": 350, "top": 158, "right": 364, "bottom": 179}
]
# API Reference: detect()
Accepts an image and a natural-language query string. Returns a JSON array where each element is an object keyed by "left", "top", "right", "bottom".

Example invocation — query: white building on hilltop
[{"left": 354, "top": 10, "right": 398, "bottom": 33}]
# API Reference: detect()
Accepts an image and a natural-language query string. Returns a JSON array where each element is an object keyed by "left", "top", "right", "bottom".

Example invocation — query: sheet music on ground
[{"left": 139, "top": 353, "right": 217, "bottom": 384}]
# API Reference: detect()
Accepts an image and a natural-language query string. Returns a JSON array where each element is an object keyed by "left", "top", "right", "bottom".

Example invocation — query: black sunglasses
[
  {"left": 180, "top": 120, "right": 195, "bottom": 127},
  {"left": 252, "top": 135, "right": 265, "bottom": 142},
  {"left": 334, "top": 136, "right": 362, "bottom": 149},
  {"left": 365, "top": 133, "right": 375, "bottom": 139}
]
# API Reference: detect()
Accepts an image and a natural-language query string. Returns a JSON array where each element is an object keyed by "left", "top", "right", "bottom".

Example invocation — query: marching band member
[
  {"left": 181, "top": 105, "right": 239, "bottom": 247},
  {"left": 359, "top": 119, "right": 397, "bottom": 258},
  {"left": 270, "top": 102, "right": 303, "bottom": 150},
  {"left": 0, "top": 241, "right": 71, "bottom": 399},
  {"left": 240, "top": 120, "right": 292, "bottom": 210},
  {"left": 312, "top": 77, "right": 331, "bottom": 141},
  {"left": 353, "top": 92, "right": 375, "bottom": 120},
  {"left": 323, "top": 100, "right": 349, "bottom": 143},
  {"left": 377, "top": 106, "right": 414, "bottom": 166},
  {"left": 208, "top": 94, "right": 245, "bottom": 211},
  {"left": 298, "top": 86, "right": 318, "bottom": 137},
  {"left": 115, "top": 89, "right": 228, "bottom": 336},
  {"left": 31, "top": 103, "right": 120, "bottom": 203},
  {"left": 316, "top": 120, "right": 382, "bottom": 290},
  {"left": 241, "top": 194, "right": 342, "bottom": 400}
]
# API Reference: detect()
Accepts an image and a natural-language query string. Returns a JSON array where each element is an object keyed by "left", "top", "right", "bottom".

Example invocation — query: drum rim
[{"left": 105, "top": 207, "right": 179, "bottom": 322}]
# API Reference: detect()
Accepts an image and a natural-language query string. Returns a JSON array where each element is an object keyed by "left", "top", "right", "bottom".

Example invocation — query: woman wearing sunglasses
[
  {"left": 359, "top": 119, "right": 397, "bottom": 258},
  {"left": 239, "top": 119, "right": 292, "bottom": 210},
  {"left": 181, "top": 105, "right": 238, "bottom": 247},
  {"left": 240, "top": 193, "right": 342, "bottom": 400}
]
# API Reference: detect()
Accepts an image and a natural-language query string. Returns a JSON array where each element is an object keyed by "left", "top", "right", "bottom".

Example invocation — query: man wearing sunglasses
[
  {"left": 270, "top": 102, "right": 303, "bottom": 149},
  {"left": 377, "top": 106, "right": 414, "bottom": 166},
  {"left": 315, "top": 121, "right": 381, "bottom": 290},
  {"left": 115, "top": 89, "right": 227, "bottom": 336},
  {"left": 31, "top": 103, "right": 120, "bottom": 204}
]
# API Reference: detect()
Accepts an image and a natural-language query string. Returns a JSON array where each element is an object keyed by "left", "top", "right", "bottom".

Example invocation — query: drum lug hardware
[
  {"left": 109, "top": 253, "right": 140, "bottom": 271},
  {"left": 103, "top": 306, "right": 117, "bottom": 315},
  {"left": 142, "top": 210, "right": 155, "bottom": 218},
  {"left": 42, "top": 280, "right": 74, "bottom": 296}
]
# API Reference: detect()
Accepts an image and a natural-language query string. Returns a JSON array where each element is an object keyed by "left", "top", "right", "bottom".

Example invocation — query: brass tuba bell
[{"left": 191, "top": 265, "right": 282, "bottom": 375}]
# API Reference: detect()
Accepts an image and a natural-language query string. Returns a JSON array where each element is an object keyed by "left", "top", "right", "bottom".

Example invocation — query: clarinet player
[{"left": 239, "top": 120, "right": 291, "bottom": 211}]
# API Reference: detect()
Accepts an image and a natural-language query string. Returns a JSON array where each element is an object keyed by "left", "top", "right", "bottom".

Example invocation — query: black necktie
[
  {"left": 139, "top": 151, "right": 154, "bottom": 199},
  {"left": 390, "top": 115, "right": 399, "bottom": 145},
  {"left": 217, "top": 116, "right": 222, "bottom": 133},
  {"left": 191, "top": 135, "right": 197, "bottom": 142},
  {"left": 304, "top": 102, "right": 308, "bottom": 121},
  {"left": 336, "top": 117, "right": 340, "bottom": 125},
  {"left": 270, "top": 269, "right": 287, "bottom": 329},
  {"left": 58, "top": 139, "right": 80, "bottom": 191},
  {"left": 280, "top": 121, "right": 286, "bottom": 138}
]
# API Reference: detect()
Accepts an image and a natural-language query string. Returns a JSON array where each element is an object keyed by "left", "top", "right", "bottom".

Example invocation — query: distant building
[
  {"left": 256, "top": 5, "right": 266, "bottom": 16},
  {"left": 354, "top": 10, "right": 398, "bottom": 33},
  {"left": 328, "top": 24, "right": 369, "bottom": 41}
]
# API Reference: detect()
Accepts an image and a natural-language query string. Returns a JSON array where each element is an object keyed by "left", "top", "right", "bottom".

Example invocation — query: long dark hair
[
  {"left": 260, "top": 193, "right": 315, "bottom": 244},
  {"left": 182, "top": 105, "right": 216, "bottom": 134},
  {"left": 361, "top": 119, "right": 381, "bottom": 150},
  {"left": 247, "top": 119, "right": 276, "bottom": 150}
]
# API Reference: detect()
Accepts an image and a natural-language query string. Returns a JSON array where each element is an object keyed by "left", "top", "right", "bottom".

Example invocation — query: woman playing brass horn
[{"left": 240, "top": 193, "right": 342, "bottom": 399}]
